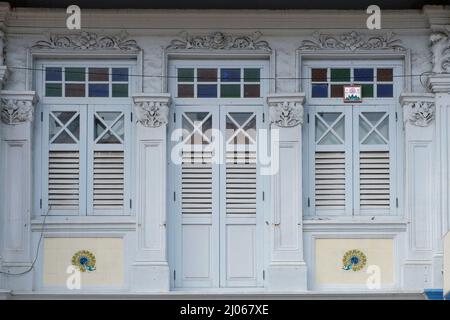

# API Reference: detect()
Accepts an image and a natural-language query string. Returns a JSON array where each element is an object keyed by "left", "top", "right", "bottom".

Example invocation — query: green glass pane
[
  {"left": 65, "top": 68, "right": 85, "bottom": 81},
  {"left": 330, "top": 68, "right": 350, "bottom": 82},
  {"left": 361, "top": 84, "right": 374, "bottom": 98},
  {"left": 46, "top": 83, "right": 62, "bottom": 97},
  {"left": 221, "top": 84, "right": 240, "bottom": 98},
  {"left": 244, "top": 68, "right": 260, "bottom": 82},
  {"left": 112, "top": 84, "right": 128, "bottom": 97},
  {"left": 178, "top": 68, "right": 194, "bottom": 82}
]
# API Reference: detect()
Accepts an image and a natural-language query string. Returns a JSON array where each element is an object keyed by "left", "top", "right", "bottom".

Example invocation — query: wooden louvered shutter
[
  {"left": 355, "top": 109, "right": 395, "bottom": 214},
  {"left": 310, "top": 110, "right": 352, "bottom": 215},
  {"left": 359, "top": 151, "right": 390, "bottom": 208},
  {"left": 225, "top": 112, "right": 257, "bottom": 215},
  {"left": 181, "top": 151, "right": 213, "bottom": 214},
  {"left": 314, "top": 151, "right": 346, "bottom": 210},
  {"left": 44, "top": 107, "right": 86, "bottom": 215},
  {"left": 180, "top": 112, "right": 214, "bottom": 214},
  {"left": 88, "top": 106, "right": 130, "bottom": 215}
]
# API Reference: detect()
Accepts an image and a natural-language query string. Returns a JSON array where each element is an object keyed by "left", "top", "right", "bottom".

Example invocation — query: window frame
[
  {"left": 168, "top": 59, "right": 269, "bottom": 106},
  {"left": 303, "top": 60, "right": 402, "bottom": 106},
  {"left": 36, "top": 59, "right": 136, "bottom": 104},
  {"left": 302, "top": 59, "right": 403, "bottom": 219},
  {"left": 35, "top": 59, "right": 135, "bottom": 217}
]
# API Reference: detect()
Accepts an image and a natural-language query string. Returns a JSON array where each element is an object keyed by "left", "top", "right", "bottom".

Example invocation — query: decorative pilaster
[
  {"left": 400, "top": 92, "right": 441, "bottom": 290},
  {"left": 266, "top": 93, "right": 307, "bottom": 291},
  {"left": 0, "top": 91, "right": 38, "bottom": 291},
  {"left": 424, "top": 4, "right": 450, "bottom": 291},
  {"left": 131, "top": 93, "right": 171, "bottom": 292}
]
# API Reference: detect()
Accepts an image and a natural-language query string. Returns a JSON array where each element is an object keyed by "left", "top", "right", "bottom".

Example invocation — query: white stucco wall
[{"left": 0, "top": 4, "right": 449, "bottom": 297}]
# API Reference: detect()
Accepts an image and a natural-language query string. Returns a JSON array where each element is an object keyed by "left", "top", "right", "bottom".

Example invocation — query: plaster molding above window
[
  {"left": 267, "top": 93, "right": 306, "bottom": 127},
  {"left": 31, "top": 31, "right": 141, "bottom": 52},
  {"left": 400, "top": 93, "right": 436, "bottom": 127},
  {"left": 298, "top": 31, "right": 406, "bottom": 52},
  {"left": 0, "top": 91, "right": 38, "bottom": 125},
  {"left": 132, "top": 93, "right": 171, "bottom": 128},
  {"left": 167, "top": 31, "right": 271, "bottom": 51},
  {"left": 430, "top": 30, "right": 450, "bottom": 73}
]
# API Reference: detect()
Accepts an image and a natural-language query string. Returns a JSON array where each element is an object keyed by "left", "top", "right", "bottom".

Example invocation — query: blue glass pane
[
  {"left": 112, "top": 68, "right": 128, "bottom": 82},
  {"left": 89, "top": 84, "right": 109, "bottom": 97},
  {"left": 197, "top": 84, "right": 217, "bottom": 98},
  {"left": 377, "top": 84, "right": 393, "bottom": 97},
  {"left": 221, "top": 69, "right": 240, "bottom": 82},
  {"left": 354, "top": 68, "right": 373, "bottom": 82},
  {"left": 312, "top": 84, "right": 328, "bottom": 98},
  {"left": 46, "top": 67, "right": 62, "bottom": 81}
]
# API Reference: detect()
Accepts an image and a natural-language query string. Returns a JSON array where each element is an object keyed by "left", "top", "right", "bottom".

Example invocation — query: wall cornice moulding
[
  {"left": 31, "top": 31, "right": 141, "bottom": 52},
  {"left": 267, "top": 93, "right": 306, "bottom": 128},
  {"left": 427, "top": 73, "right": 450, "bottom": 93},
  {"left": 298, "top": 31, "right": 406, "bottom": 51},
  {"left": 167, "top": 31, "right": 271, "bottom": 51},
  {"left": 132, "top": 93, "right": 171, "bottom": 128},
  {"left": 0, "top": 90, "right": 38, "bottom": 125},
  {"left": 400, "top": 92, "right": 436, "bottom": 127}
]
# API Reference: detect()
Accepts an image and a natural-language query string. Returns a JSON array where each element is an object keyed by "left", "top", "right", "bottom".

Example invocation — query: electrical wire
[
  {"left": 0, "top": 209, "right": 49, "bottom": 276},
  {"left": 5, "top": 65, "right": 440, "bottom": 81}
]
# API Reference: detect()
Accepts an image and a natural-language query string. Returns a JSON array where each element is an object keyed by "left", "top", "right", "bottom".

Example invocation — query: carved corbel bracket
[
  {"left": 0, "top": 91, "right": 38, "bottom": 125},
  {"left": 400, "top": 93, "right": 436, "bottom": 127},
  {"left": 132, "top": 93, "right": 171, "bottom": 128},
  {"left": 267, "top": 93, "right": 306, "bottom": 127}
]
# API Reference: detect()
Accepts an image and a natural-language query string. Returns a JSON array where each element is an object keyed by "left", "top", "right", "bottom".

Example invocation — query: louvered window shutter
[
  {"left": 88, "top": 106, "right": 130, "bottom": 215},
  {"left": 310, "top": 110, "right": 352, "bottom": 215},
  {"left": 355, "top": 109, "right": 394, "bottom": 214},
  {"left": 314, "top": 151, "right": 346, "bottom": 210},
  {"left": 44, "top": 107, "right": 86, "bottom": 215}
]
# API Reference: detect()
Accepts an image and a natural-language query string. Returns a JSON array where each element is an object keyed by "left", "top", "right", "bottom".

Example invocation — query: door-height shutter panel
[
  {"left": 44, "top": 106, "right": 86, "bottom": 215},
  {"left": 225, "top": 112, "right": 257, "bottom": 215},
  {"left": 88, "top": 106, "right": 130, "bottom": 215}
]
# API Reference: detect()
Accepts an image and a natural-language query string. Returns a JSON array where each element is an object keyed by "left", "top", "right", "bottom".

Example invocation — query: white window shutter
[
  {"left": 359, "top": 151, "right": 390, "bottom": 209},
  {"left": 314, "top": 151, "right": 346, "bottom": 210},
  {"left": 93, "top": 151, "right": 125, "bottom": 209},
  {"left": 310, "top": 109, "right": 352, "bottom": 216},
  {"left": 88, "top": 105, "right": 131, "bottom": 215},
  {"left": 43, "top": 106, "right": 86, "bottom": 215},
  {"left": 355, "top": 108, "right": 394, "bottom": 214},
  {"left": 48, "top": 150, "right": 80, "bottom": 210}
]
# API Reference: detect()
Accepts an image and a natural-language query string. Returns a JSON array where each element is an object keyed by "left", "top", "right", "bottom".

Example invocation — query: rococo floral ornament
[
  {"left": 342, "top": 249, "right": 367, "bottom": 271},
  {"left": 298, "top": 31, "right": 405, "bottom": 52},
  {"left": 167, "top": 31, "right": 271, "bottom": 51},
  {"left": 71, "top": 250, "right": 97, "bottom": 272},
  {"left": 32, "top": 31, "right": 141, "bottom": 52}
]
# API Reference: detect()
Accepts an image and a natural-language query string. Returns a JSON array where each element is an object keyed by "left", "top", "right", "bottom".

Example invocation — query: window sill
[
  {"left": 303, "top": 218, "right": 407, "bottom": 233},
  {"left": 31, "top": 215, "right": 136, "bottom": 232}
]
